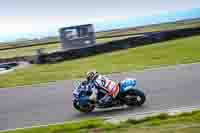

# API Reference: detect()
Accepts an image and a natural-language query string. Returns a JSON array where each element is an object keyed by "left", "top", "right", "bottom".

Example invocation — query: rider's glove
[{"left": 89, "top": 89, "right": 97, "bottom": 102}]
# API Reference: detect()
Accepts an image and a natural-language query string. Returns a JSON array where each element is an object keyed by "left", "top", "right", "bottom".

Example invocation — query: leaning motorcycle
[{"left": 72, "top": 78, "right": 146, "bottom": 113}]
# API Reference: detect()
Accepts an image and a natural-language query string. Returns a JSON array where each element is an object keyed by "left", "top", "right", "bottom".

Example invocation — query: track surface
[{"left": 0, "top": 63, "right": 200, "bottom": 130}]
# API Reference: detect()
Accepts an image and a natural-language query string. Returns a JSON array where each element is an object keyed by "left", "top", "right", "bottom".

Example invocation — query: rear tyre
[
  {"left": 73, "top": 100, "right": 95, "bottom": 113},
  {"left": 124, "top": 89, "right": 146, "bottom": 106}
]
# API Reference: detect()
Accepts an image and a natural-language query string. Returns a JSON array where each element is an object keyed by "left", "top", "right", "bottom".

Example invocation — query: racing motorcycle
[{"left": 72, "top": 78, "right": 146, "bottom": 113}]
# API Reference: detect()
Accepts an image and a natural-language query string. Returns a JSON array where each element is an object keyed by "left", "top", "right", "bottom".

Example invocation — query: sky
[{"left": 0, "top": 0, "right": 200, "bottom": 42}]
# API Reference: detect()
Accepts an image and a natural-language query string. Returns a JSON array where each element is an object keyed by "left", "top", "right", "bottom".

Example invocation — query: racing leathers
[{"left": 89, "top": 75, "right": 119, "bottom": 105}]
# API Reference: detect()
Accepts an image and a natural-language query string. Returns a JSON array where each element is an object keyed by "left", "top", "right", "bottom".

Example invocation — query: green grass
[
  {"left": 2, "top": 110, "right": 200, "bottom": 133},
  {"left": 96, "top": 19, "right": 200, "bottom": 37},
  {"left": 0, "top": 43, "right": 61, "bottom": 59},
  {"left": 0, "top": 35, "right": 200, "bottom": 88},
  {"left": 96, "top": 34, "right": 141, "bottom": 43}
]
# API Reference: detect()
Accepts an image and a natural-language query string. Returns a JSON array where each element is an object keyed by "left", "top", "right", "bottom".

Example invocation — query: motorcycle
[{"left": 72, "top": 78, "right": 146, "bottom": 113}]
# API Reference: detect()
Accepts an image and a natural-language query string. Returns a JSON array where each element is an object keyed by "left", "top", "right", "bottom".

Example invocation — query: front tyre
[
  {"left": 73, "top": 100, "right": 95, "bottom": 113},
  {"left": 124, "top": 89, "right": 146, "bottom": 106}
]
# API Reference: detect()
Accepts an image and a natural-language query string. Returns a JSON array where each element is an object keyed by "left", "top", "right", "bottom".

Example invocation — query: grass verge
[
  {"left": 2, "top": 110, "right": 200, "bottom": 133},
  {"left": 0, "top": 35, "right": 200, "bottom": 88},
  {"left": 0, "top": 43, "right": 61, "bottom": 59}
]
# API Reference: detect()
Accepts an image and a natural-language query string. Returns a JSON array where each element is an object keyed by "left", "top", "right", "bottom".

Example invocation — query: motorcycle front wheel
[{"left": 73, "top": 100, "right": 95, "bottom": 113}]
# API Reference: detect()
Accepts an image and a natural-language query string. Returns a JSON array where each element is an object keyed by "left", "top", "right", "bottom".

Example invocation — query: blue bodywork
[
  {"left": 120, "top": 78, "right": 136, "bottom": 93},
  {"left": 78, "top": 96, "right": 90, "bottom": 106},
  {"left": 73, "top": 83, "right": 92, "bottom": 106}
]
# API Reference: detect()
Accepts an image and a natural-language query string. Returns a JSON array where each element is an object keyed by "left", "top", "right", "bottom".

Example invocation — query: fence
[{"left": 0, "top": 27, "right": 200, "bottom": 64}]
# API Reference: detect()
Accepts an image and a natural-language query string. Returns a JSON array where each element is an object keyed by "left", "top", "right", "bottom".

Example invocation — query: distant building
[{"left": 59, "top": 24, "right": 96, "bottom": 50}]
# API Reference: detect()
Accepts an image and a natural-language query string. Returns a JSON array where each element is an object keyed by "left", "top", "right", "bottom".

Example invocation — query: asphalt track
[{"left": 0, "top": 63, "right": 200, "bottom": 131}]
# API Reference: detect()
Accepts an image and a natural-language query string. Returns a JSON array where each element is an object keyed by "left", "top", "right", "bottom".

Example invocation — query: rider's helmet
[{"left": 86, "top": 70, "right": 98, "bottom": 82}]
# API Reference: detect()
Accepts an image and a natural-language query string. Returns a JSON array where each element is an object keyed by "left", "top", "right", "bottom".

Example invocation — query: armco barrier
[
  {"left": 40, "top": 27, "right": 200, "bottom": 64},
  {"left": 0, "top": 27, "right": 200, "bottom": 64}
]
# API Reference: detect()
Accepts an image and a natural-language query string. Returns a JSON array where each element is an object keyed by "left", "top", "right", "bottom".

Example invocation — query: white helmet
[{"left": 86, "top": 70, "right": 97, "bottom": 81}]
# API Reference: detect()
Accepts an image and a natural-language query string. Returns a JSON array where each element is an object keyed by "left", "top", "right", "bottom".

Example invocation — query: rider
[{"left": 86, "top": 70, "right": 120, "bottom": 105}]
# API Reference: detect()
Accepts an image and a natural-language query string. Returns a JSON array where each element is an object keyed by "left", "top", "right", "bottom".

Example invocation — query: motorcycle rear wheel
[{"left": 124, "top": 89, "right": 146, "bottom": 106}]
